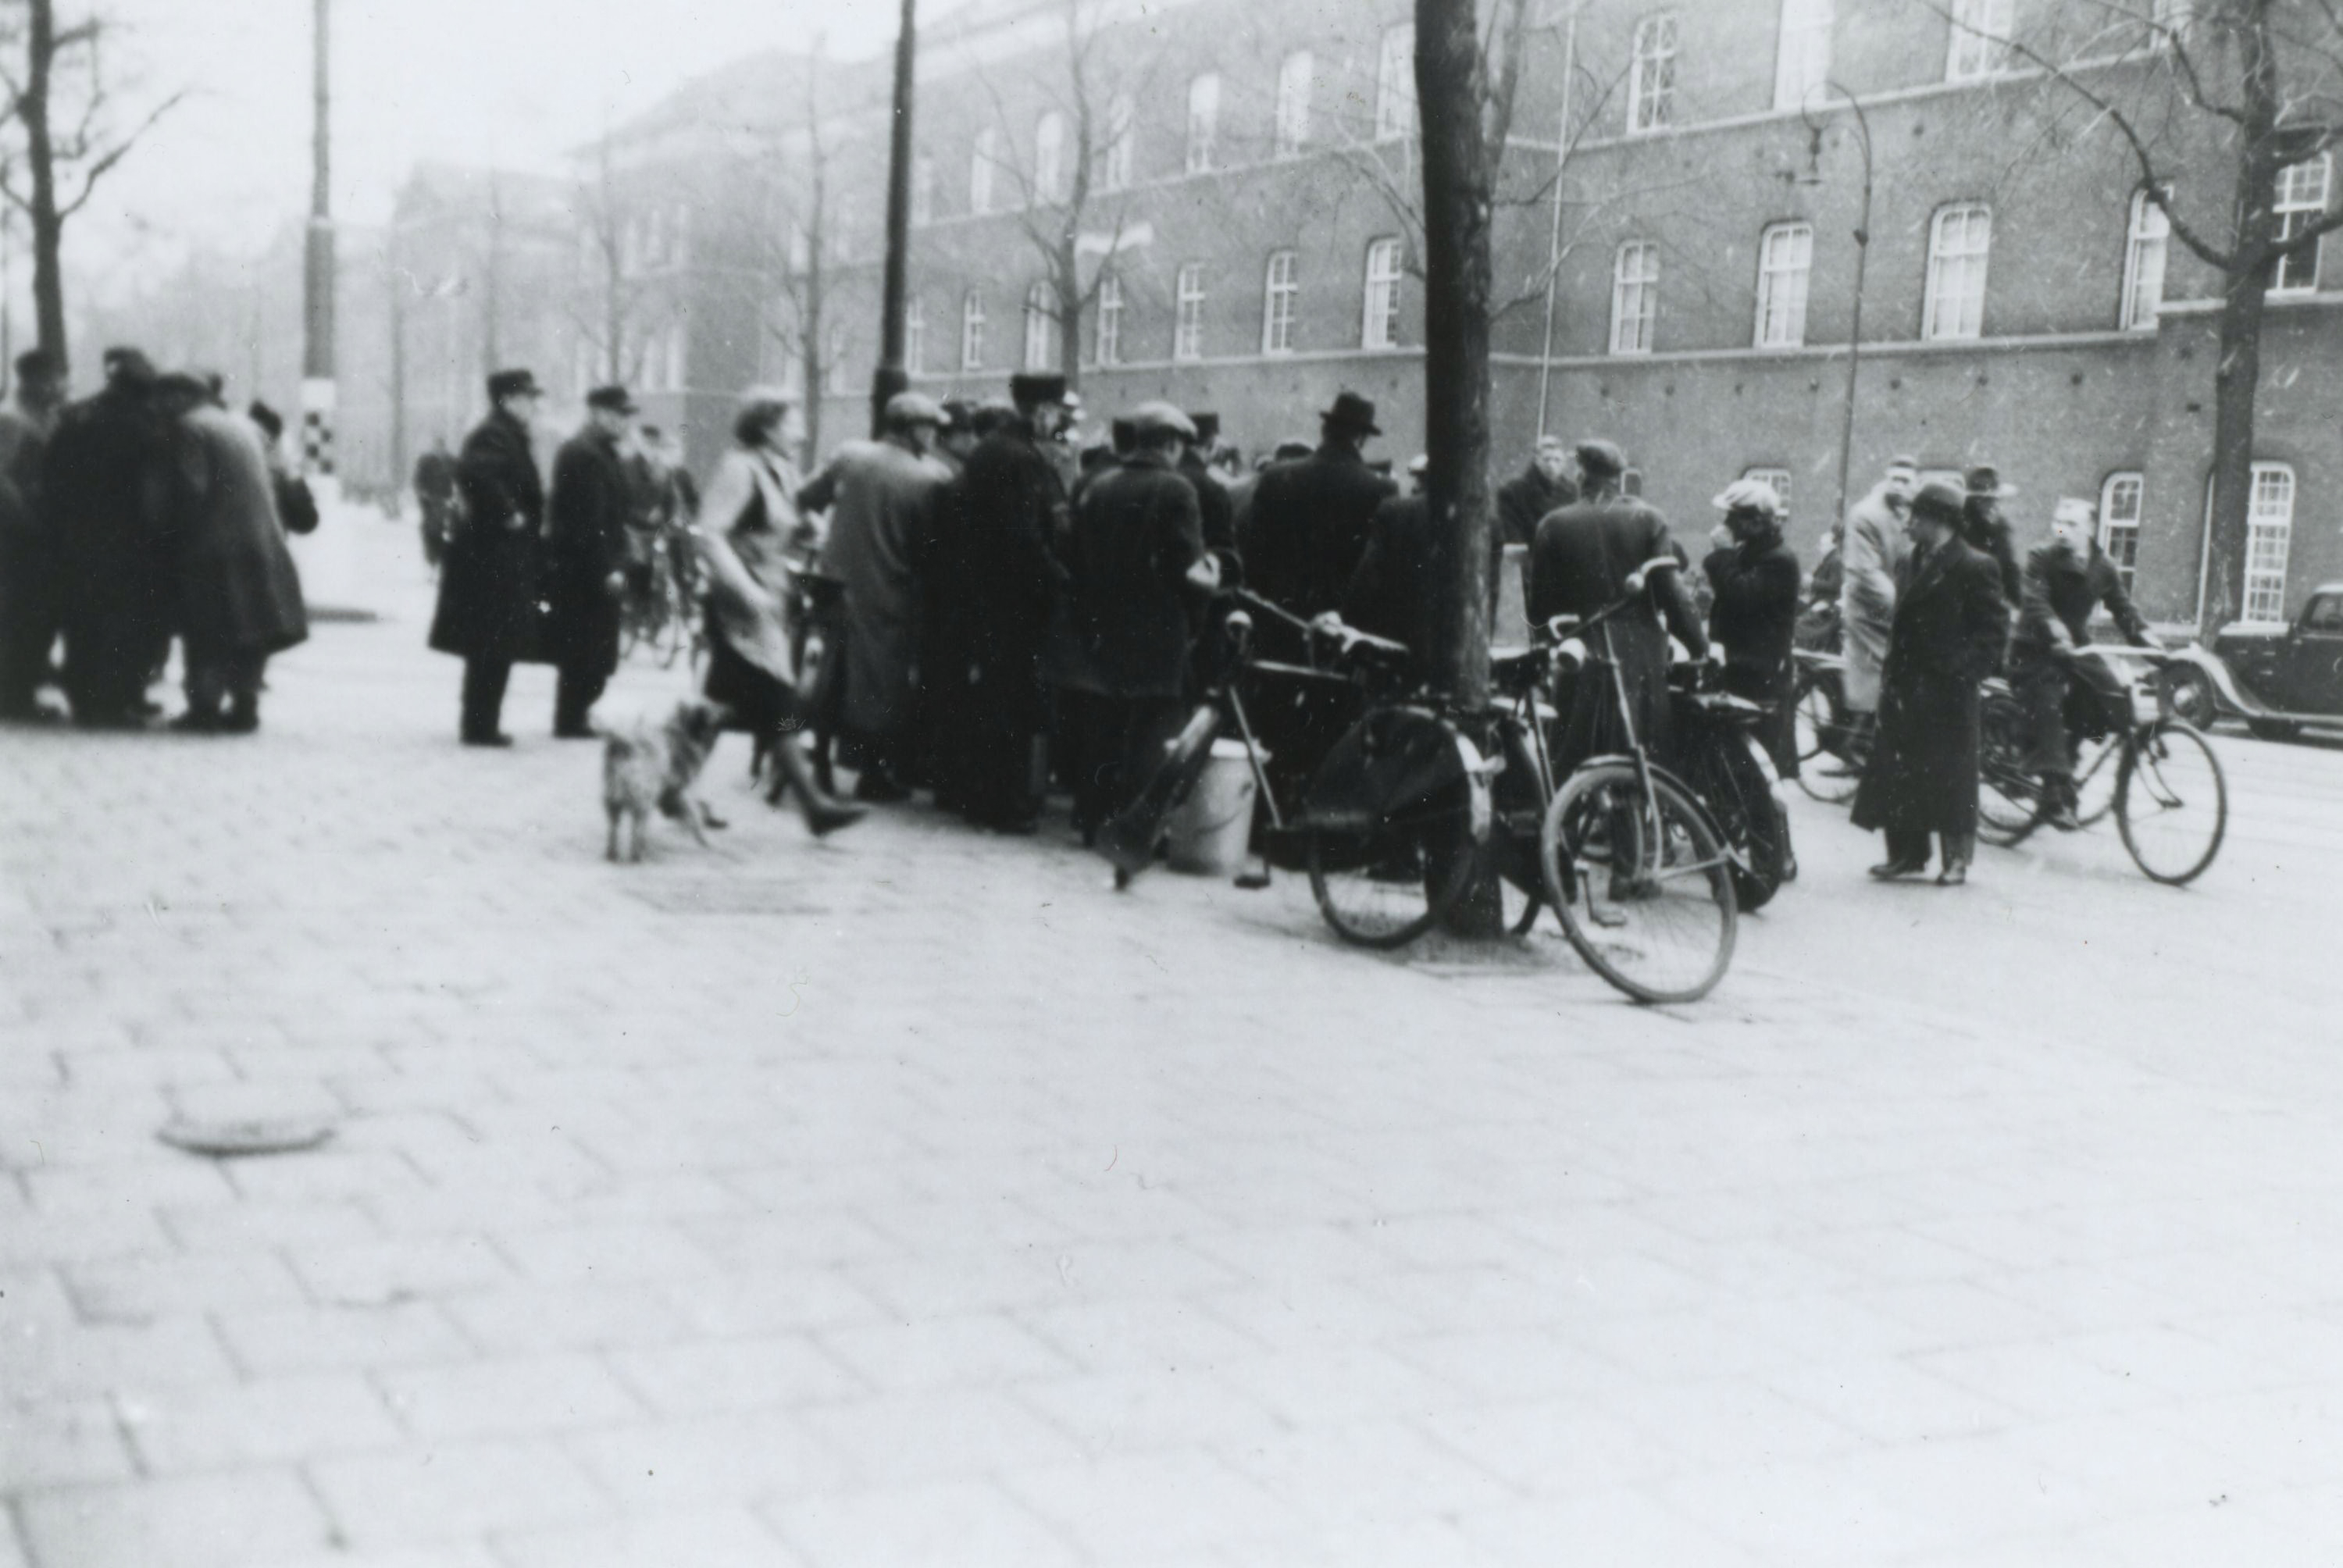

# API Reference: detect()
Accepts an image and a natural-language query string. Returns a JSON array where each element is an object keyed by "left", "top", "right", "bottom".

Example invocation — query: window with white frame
[
  {"left": 961, "top": 290, "right": 986, "bottom": 371},
  {"left": 1945, "top": 0, "right": 2012, "bottom": 81},
  {"left": 1742, "top": 467, "right": 1792, "bottom": 525},
  {"left": 1035, "top": 112, "right": 1067, "bottom": 205},
  {"left": 1376, "top": 25, "right": 1416, "bottom": 141},
  {"left": 1262, "top": 250, "right": 1298, "bottom": 354},
  {"left": 1024, "top": 283, "right": 1057, "bottom": 370},
  {"left": 905, "top": 297, "right": 925, "bottom": 372},
  {"left": 1186, "top": 74, "right": 1220, "bottom": 175},
  {"left": 1175, "top": 263, "right": 1207, "bottom": 361},
  {"left": 1276, "top": 52, "right": 1314, "bottom": 157},
  {"left": 1628, "top": 14, "right": 1678, "bottom": 134},
  {"left": 1363, "top": 237, "right": 1403, "bottom": 348},
  {"left": 1094, "top": 273, "right": 1123, "bottom": 365},
  {"left": 2099, "top": 471, "right": 2144, "bottom": 593},
  {"left": 2271, "top": 154, "right": 2331, "bottom": 294},
  {"left": 1773, "top": 0, "right": 1833, "bottom": 112},
  {"left": 970, "top": 127, "right": 999, "bottom": 214},
  {"left": 2245, "top": 461, "right": 2295, "bottom": 624},
  {"left": 1923, "top": 203, "right": 1992, "bottom": 340},
  {"left": 2120, "top": 187, "right": 2170, "bottom": 330},
  {"left": 912, "top": 155, "right": 935, "bottom": 226},
  {"left": 1610, "top": 241, "right": 1660, "bottom": 354},
  {"left": 1098, "top": 94, "right": 1134, "bottom": 192},
  {"left": 1755, "top": 222, "right": 1812, "bottom": 347}
]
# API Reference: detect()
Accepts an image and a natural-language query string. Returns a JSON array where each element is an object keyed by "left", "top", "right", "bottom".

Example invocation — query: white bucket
[{"left": 1166, "top": 738, "right": 1262, "bottom": 875}]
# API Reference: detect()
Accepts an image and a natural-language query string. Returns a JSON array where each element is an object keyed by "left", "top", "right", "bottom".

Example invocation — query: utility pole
[
  {"left": 870, "top": 0, "right": 918, "bottom": 437},
  {"left": 301, "top": 0, "right": 337, "bottom": 490}
]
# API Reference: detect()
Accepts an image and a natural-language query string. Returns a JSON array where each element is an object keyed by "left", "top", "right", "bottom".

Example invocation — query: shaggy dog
[{"left": 602, "top": 700, "right": 730, "bottom": 861}]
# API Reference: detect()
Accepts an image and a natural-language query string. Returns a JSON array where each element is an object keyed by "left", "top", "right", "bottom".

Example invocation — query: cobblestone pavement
[{"left": 4, "top": 518, "right": 2342, "bottom": 1566}]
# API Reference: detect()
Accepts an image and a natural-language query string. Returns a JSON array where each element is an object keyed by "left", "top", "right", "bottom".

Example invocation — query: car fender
[{"left": 2163, "top": 644, "right": 2270, "bottom": 718}]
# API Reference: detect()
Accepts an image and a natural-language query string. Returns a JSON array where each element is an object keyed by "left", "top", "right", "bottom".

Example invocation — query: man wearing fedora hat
[
  {"left": 545, "top": 384, "right": 638, "bottom": 738},
  {"left": 430, "top": 369, "right": 545, "bottom": 746},
  {"left": 1239, "top": 390, "right": 1396, "bottom": 620},
  {"left": 936, "top": 370, "right": 1075, "bottom": 831},
  {"left": 1852, "top": 480, "right": 2010, "bottom": 885},
  {"left": 802, "top": 390, "right": 954, "bottom": 800}
]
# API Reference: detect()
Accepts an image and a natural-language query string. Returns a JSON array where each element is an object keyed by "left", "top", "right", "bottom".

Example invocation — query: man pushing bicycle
[{"left": 2010, "top": 497, "right": 2159, "bottom": 831}]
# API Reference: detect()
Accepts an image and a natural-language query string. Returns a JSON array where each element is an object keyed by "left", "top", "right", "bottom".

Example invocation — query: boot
[{"left": 768, "top": 734, "right": 868, "bottom": 837}]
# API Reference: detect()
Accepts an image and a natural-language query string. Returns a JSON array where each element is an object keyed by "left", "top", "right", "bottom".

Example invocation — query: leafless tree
[
  {"left": 0, "top": 0, "right": 187, "bottom": 365},
  {"left": 569, "top": 132, "right": 652, "bottom": 391},
  {"left": 1927, "top": 0, "right": 2343, "bottom": 636},
  {"left": 752, "top": 48, "right": 854, "bottom": 465}
]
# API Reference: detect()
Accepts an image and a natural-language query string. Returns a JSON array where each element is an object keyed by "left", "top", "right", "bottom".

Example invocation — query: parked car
[{"left": 2163, "top": 582, "right": 2343, "bottom": 739}]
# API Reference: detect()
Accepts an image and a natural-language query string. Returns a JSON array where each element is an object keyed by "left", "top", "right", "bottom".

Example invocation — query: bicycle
[
  {"left": 1535, "top": 558, "right": 1739, "bottom": 1003},
  {"left": 1976, "top": 645, "right": 2227, "bottom": 886},
  {"left": 620, "top": 525, "right": 703, "bottom": 669},
  {"left": 1790, "top": 647, "right": 1867, "bottom": 804}
]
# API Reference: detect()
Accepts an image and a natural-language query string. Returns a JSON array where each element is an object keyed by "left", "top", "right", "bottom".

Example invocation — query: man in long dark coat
[
  {"left": 1962, "top": 465, "right": 2025, "bottom": 607},
  {"left": 1853, "top": 481, "right": 2011, "bottom": 886},
  {"left": 940, "top": 372, "right": 1073, "bottom": 832},
  {"left": 1526, "top": 439, "right": 1708, "bottom": 766},
  {"left": 1049, "top": 401, "right": 1214, "bottom": 836},
  {"left": 545, "top": 385, "right": 637, "bottom": 738},
  {"left": 804, "top": 390, "right": 953, "bottom": 800},
  {"left": 1703, "top": 477, "right": 1803, "bottom": 775},
  {"left": 1239, "top": 391, "right": 1396, "bottom": 620},
  {"left": 2010, "top": 496, "right": 2156, "bottom": 829},
  {"left": 412, "top": 438, "right": 457, "bottom": 570},
  {"left": 156, "top": 374, "right": 308, "bottom": 732},
  {"left": 1495, "top": 435, "right": 1578, "bottom": 548},
  {"left": 430, "top": 369, "right": 545, "bottom": 747},
  {"left": 47, "top": 348, "right": 177, "bottom": 728},
  {"left": 0, "top": 349, "right": 67, "bottom": 718}
]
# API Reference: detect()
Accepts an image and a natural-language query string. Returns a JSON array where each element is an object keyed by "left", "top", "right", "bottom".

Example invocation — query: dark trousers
[
  {"left": 0, "top": 533, "right": 63, "bottom": 713},
  {"left": 185, "top": 646, "right": 269, "bottom": 720},
  {"left": 461, "top": 657, "right": 512, "bottom": 740},
  {"left": 555, "top": 665, "right": 608, "bottom": 735},
  {"left": 2015, "top": 654, "right": 2127, "bottom": 782},
  {"left": 1061, "top": 690, "right": 1186, "bottom": 834},
  {"left": 1884, "top": 827, "right": 1974, "bottom": 868}
]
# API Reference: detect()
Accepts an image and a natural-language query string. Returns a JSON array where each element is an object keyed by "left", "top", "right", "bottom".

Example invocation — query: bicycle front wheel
[
  {"left": 2117, "top": 720, "right": 2226, "bottom": 886},
  {"left": 1792, "top": 670, "right": 1860, "bottom": 805},
  {"left": 1539, "top": 763, "right": 1736, "bottom": 1004},
  {"left": 1976, "top": 690, "right": 2042, "bottom": 846}
]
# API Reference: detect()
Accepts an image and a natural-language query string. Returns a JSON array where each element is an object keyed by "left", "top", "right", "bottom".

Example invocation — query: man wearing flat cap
[
  {"left": 934, "top": 371, "right": 1075, "bottom": 830},
  {"left": 801, "top": 390, "right": 954, "bottom": 800},
  {"left": 1049, "top": 400, "right": 1215, "bottom": 837},
  {"left": 544, "top": 384, "right": 637, "bottom": 737},
  {"left": 2009, "top": 495, "right": 2157, "bottom": 829},
  {"left": 430, "top": 368, "right": 545, "bottom": 745},
  {"left": 1962, "top": 464, "right": 2024, "bottom": 606},
  {"left": 1852, "top": 480, "right": 2010, "bottom": 885},
  {"left": 1527, "top": 438, "right": 1707, "bottom": 765},
  {"left": 1240, "top": 390, "right": 1396, "bottom": 621}
]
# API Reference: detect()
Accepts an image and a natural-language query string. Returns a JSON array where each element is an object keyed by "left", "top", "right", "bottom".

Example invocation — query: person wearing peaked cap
[
  {"left": 1704, "top": 477, "right": 1804, "bottom": 776},
  {"left": 799, "top": 387, "right": 955, "bottom": 800},
  {"left": 544, "top": 382, "right": 638, "bottom": 738},
  {"left": 46, "top": 344, "right": 177, "bottom": 725},
  {"left": 1047, "top": 391, "right": 1214, "bottom": 839},
  {"left": 1239, "top": 388, "right": 1395, "bottom": 618},
  {"left": 1960, "top": 462, "right": 2024, "bottom": 604},
  {"left": 1851, "top": 479, "right": 2010, "bottom": 886},
  {"left": 429, "top": 366, "right": 547, "bottom": 745},
  {"left": 1526, "top": 437, "right": 1707, "bottom": 771}
]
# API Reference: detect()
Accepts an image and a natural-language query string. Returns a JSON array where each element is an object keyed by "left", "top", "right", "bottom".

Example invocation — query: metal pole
[
  {"left": 871, "top": 0, "right": 918, "bottom": 437},
  {"left": 1828, "top": 81, "right": 1871, "bottom": 535},
  {"left": 301, "top": 0, "right": 337, "bottom": 484},
  {"left": 1532, "top": 5, "right": 1576, "bottom": 438}
]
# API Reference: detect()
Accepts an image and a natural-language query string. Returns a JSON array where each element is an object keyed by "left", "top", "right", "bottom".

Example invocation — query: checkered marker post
[{"left": 300, "top": 377, "right": 337, "bottom": 477}]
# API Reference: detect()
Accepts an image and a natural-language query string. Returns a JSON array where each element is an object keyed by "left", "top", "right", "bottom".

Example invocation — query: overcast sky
[{"left": 62, "top": 0, "right": 927, "bottom": 301}]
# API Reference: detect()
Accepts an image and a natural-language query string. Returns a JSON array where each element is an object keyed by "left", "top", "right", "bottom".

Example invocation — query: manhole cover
[{"left": 158, "top": 1116, "right": 337, "bottom": 1158}]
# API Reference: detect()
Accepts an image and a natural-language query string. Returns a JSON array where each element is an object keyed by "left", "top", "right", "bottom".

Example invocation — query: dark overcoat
[
  {"left": 806, "top": 436, "right": 951, "bottom": 739},
  {"left": 1704, "top": 529, "right": 1803, "bottom": 769},
  {"left": 430, "top": 409, "right": 544, "bottom": 662},
  {"left": 46, "top": 386, "right": 177, "bottom": 715},
  {"left": 1177, "top": 448, "right": 1240, "bottom": 579},
  {"left": 1239, "top": 444, "right": 1396, "bottom": 618},
  {"left": 1341, "top": 493, "right": 1505, "bottom": 686},
  {"left": 2011, "top": 540, "right": 2148, "bottom": 659},
  {"left": 1495, "top": 463, "right": 1576, "bottom": 548},
  {"left": 543, "top": 424, "right": 632, "bottom": 676},
  {"left": 171, "top": 406, "right": 308, "bottom": 657},
  {"left": 951, "top": 422, "right": 1067, "bottom": 734},
  {"left": 1852, "top": 536, "right": 2010, "bottom": 839},
  {"left": 1048, "top": 451, "right": 1206, "bottom": 700},
  {"left": 1527, "top": 492, "right": 1707, "bottom": 761}
]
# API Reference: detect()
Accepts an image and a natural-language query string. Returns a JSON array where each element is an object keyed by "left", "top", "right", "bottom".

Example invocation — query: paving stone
[
  {"left": 14, "top": 1468, "right": 334, "bottom": 1568},
  {"left": 374, "top": 1353, "right": 644, "bottom": 1441},
  {"left": 116, "top": 1373, "right": 403, "bottom": 1473},
  {"left": 0, "top": 1398, "right": 141, "bottom": 1490},
  {"left": 306, "top": 1439, "right": 614, "bottom": 1551},
  {"left": 768, "top": 1480, "right": 1082, "bottom": 1568},
  {"left": 494, "top": 1506, "right": 805, "bottom": 1568},
  {"left": 212, "top": 1300, "right": 473, "bottom": 1377},
  {"left": 564, "top": 1413, "right": 848, "bottom": 1510},
  {"left": 292, "top": 1235, "right": 515, "bottom": 1307}
]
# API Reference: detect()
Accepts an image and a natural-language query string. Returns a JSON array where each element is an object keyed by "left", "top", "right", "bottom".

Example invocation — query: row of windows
[
  {"left": 919, "top": 25, "right": 1418, "bottom": 223},
  {"left": 1607, "top": 157, "right": 2330, "bottom": 355},
  {"left": 915, "top": 238, "right": 1410, "bottom": 372}
]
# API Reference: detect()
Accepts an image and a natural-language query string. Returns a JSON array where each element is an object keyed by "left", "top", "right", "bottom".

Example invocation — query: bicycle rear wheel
[
  {"left": 1976, "top": 690, "right": 2042, "bottom": 846},
  {"left": 1792, "top": 670, "right": 1860, "bottom": 804},
  {"left": 1307, "top": 781, "right": 1478, "bottom": 948},
  {"left": 2117, "top": 720, "right": 2226, "bottom": 886},
  {"left": 1539, "top": 763, "right": 1735, "bottom": 1003}
]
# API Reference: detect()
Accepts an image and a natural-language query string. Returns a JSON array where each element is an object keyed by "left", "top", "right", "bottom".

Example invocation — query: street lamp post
[
  {"left": 302, "top": 0, "right": 337, "bottom": 490},
  {"left": 870, "top": 0, "right": 918, "bottom": 437},
  {"left": 1810, "top": 80, "right": 1873, "bottom": 534}
]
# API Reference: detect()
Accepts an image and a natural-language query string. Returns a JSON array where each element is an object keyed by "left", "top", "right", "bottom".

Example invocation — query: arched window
[
  {"left": 2244, "top": 462, "right": 2295, "bottom": 625},
  {"left": 1363, "top": 238, "right": 1403, "bottom": 348},
  {"left": 1376, "top": 26, "right": 1416, "bottom": 140},
  {"left": 1754, "top": 222, "right": 1812, "bottom": 347},
  {"left": 1275, "top": 52, "right": 1314, "bottom": 156},
  {"left": 1094, "top": 273, "right": 1123, "bottom": 365},
  {"left": 1175, "top": 264, "right": 1207, "bottom": 361},
  {"left": 961, "top": 290, "right": 986, "bottom": 371},
  {"left": 2120, "top": 188, "right": 2170, "bottom": 330},
  {"left": 1023, "top": 283, "right": 1058, "bottom": 370},
  {"left": 2099, "top": 471, "right": 2143, "bottom": 592},
  {"left": 1097, "top": 94, "right": 1135, "bottom": 192},
  {"left": 1628, "top": 13, "right": 1678, "bottom": 133},
  {"left": 1262, "top": 251, "right": 1298, "bottom": 355},
  {"left": 1034, "top": 112, "right": 1066, "bottom": 204},
  {"left": 1610, "top": 241, "right": 1659, "bottom": 354},
  {"left": 1186, "top": 75, "right": 1220, "bottom": 174},
  {"left": 1923, "top": 203, "right": 1991, "bottom": 340},
  {"left": 969, "top": 127, "right": 999, "bottom": 215}
]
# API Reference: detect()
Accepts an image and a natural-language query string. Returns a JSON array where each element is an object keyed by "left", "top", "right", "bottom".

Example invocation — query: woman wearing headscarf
[
  {"left": 694, "top": 389, "right": 865, "bottom": 837},
  {"left": 1703, "top": 478, "right": 1803, "bottom": 776}
]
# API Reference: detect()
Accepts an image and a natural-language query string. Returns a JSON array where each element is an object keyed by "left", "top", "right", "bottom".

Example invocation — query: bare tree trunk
[
  {"left": 1057, "top": 231, "right": 1082, "bottom": 389},
  {"left": 24, "top": 0, "right": 67, "bottom": 365},
  {"left": 1416, "top": 0, "right": 1498, "bottom": 934}
]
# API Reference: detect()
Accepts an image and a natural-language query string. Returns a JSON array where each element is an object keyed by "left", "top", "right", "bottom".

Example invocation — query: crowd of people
[{"left": 0, "top": 347, "right": 317, "bottom": 734}]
